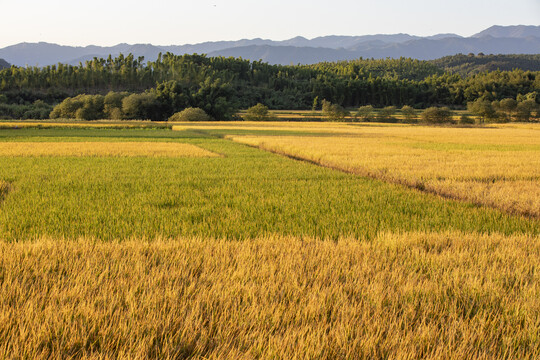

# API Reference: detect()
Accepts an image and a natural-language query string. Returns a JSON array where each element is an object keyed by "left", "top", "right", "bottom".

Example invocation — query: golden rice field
[
  {"left": 1, "top": 232, "right": 539, "bottom": 359},
  {"left": 225, "top": 123, "right": 540, "bottom": 217},
  {"left": 0, "top": 141, "right": 220, "bottom": 157},
  {"left": 1, "top": 123, "right": 539, "bottom": 359}
]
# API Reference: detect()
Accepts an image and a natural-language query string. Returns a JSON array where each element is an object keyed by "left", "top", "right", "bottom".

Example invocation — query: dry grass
[
  {"left": 229, "top": 125, "right": 540, "bottom": 217},
  {"left": 0, "top": 142, "right": 220, "bottom": 158},
  {"left": 1, "top": 232, "right": 539, "bottom": 359}
]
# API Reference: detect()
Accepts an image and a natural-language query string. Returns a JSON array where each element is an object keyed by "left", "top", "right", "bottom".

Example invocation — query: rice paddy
[
  {"left": 0, "top": 121, "right": 539, "bottom": 359},
  {"left": 2, "top": 232, "right": 539, "bottom": 359},
  {"left": 0, "top": 141, "right": 220, "bottom": 157},
  {"left": 224, "top": 123, "right": 540, "bottom": 217}
]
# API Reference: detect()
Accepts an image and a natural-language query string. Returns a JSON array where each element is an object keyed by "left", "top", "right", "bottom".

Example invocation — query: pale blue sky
[{"left": 0, "top": 0, "right": 538, "bottom": 47}]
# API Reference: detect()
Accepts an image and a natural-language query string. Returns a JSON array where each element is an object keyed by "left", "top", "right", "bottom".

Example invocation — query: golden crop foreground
[
  {"left": 1, "top": 232, "right": 539, "bottom": 359},
  {"left": 0, "top": 142, "right": 220, "bottom": 157},
  {"left": 229, "top": 125, "right": 540, "bottom": 217}
]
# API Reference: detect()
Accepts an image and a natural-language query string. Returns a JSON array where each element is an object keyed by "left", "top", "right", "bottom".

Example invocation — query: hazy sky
[{"left": 0, "top": 0, "right": 538, "bottom": 47}]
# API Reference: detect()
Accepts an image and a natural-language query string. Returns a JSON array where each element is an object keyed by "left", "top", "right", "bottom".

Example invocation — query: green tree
[
  {"left": 104, "top": 92, "right": 129, "bottom": 120},
  {"left": 516, "top": 99, "right": 539, "bottom": 122},
  {"left": 400, "top": 105, "right": 417, "bottom": 123},
  {"left": 311, "top": 96, "right": 319, "bottom": 112},
  {"left": 356, "top": 105, "right": 374, "bottom": 122},
  {"left": 497, "top": 98, "right": 517, "bottom": 122},
  {"left": 50, "top": 94, "right": 104, "bottom": 120},
  {"left": 122, "top": 93, "right": 159, "bottom": 120},
  {"left": 379, "top": 106, "right": 397, "bottom": 122},
  {"left": 467, "top": 99, "right": 498, "bottom": 123},
  {"left": 322, "top": 99, "right": 350, "bottom": 122},
  {"left": 74, "top": 95, "right": 104, "bottom": 120},
  {"left": 421, "top": 107, "right": 454, "bottom": 124}
]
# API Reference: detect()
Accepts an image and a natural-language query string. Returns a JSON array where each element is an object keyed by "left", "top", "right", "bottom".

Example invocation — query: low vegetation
[
  {"left": 243, "top": 103, "right": 275, "bottom": 121},
  {"left": 1, "top": 123, "right": 539, "bottom": 358},
  {"left": 321, "top": 100, "right": 350, "bottom": 121},
  {"left": 421, "top": 106, "right": 453, "bottom": 123},
  {"left": 168, "top": 107, "right": 212, "bottom": 122}
]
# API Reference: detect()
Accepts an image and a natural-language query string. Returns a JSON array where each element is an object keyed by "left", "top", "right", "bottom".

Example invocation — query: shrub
[
  {"left": 458, "top": 115, "right": 475, "bottom": 125},
  {"left": 401, "top": 105, "right": 417, "bottom": 123},
  {"left": 168, "top": 107, "right": 212, "bottom": 122},
  {"left": 378, "top": 106, "right": 397, "bottom": 122},
  {"left": 104, "top": 92, "right": 129, "bottom": 120},
  {"left": 356, "top": 105, "right": 374, "bottom": 122},
  {"left": 421, "top": 107, "right": 454, "bottom": 124},
  {"left": 122, "top": 93, "right": 159, "bottom": 121},
  {"left": 0, "top": 102, "right": 52, "bottom": 120},
  {"left": 467, "top": 99, "right": 498, "bottom": 123},
  {"left": 515, "top": 99, "right": 539, "bottom": 122},
  {"left": 50, "top": 94, "right": 104, "bottom": 120},
  {"left": 322, "top": 100, "right": 350, "bottom": 122},
  {"left": 244, "top": 103, "right": 274, "bottom": 121}
]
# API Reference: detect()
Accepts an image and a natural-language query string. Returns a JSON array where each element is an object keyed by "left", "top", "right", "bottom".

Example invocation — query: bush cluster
[
  {"left": 168, "top": 108, "right": 212, "bottom": 122},
  {"left": 0, "top": 100, "right": 52, "bottom": 120}
]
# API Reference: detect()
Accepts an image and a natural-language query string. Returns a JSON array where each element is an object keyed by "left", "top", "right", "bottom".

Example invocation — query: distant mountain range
[
  {"left": 1, "top": 25, "right": 539, "bottom": 67},
  {"left": 0, "top": 58, "right": 10, "bottom": 69}
]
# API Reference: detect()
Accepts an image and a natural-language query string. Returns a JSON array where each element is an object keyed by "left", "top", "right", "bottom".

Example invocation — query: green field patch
[
  {"left": 174, "top": 126, "right": 373, "bottom": 138},
  {"left": 0, "top": 141, "right": 221, "bottom": 158},
  {"left": 0, "top": 129, "right": 537, "bottom": 241},
  {"left": 0, "top": 128, "right": 210, "bottom": 141}
]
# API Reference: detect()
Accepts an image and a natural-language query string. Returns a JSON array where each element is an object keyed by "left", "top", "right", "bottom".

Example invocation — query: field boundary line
[{"left": 231, "top": 139, "right": 539, "bottom": 220}]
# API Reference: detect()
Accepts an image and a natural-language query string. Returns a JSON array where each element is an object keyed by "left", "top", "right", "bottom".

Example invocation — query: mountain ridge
[{"left": 1, "top": 25, "right": 539, "bottom": 67}]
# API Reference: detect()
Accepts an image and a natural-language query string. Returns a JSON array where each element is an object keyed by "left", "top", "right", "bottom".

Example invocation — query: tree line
[{"left": 0, "top": 53, "right": 538, "bottom": 120}]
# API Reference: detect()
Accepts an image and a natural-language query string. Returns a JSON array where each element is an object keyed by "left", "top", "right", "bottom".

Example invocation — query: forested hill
[
  {"left": 430, "top": 54, "right": 540, "bottom": 76},
  {"left": 0, "top": 59, "right": 10, "bottom": 69},
  {"left": 0, "top": 53, "right": 538, "bottom": 120}
]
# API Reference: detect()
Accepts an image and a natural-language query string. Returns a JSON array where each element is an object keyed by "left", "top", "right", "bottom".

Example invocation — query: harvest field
[
  {"left": 0, "top": 141, "right": 219, "bottom": 157},
  {"left": 224, "top": 123, "right": 540, "bottom": 218},
  {"left": 0, "top": 122, "right": 539, "bottom": 358}
]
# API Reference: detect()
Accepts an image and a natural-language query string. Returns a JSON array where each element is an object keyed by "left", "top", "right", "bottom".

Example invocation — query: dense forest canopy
[
  {"left": 0, "top": 53, "right": 538, "bottom": 120},
  {"left": 430, "top": 54, "right": 540, "bottom": 76}
]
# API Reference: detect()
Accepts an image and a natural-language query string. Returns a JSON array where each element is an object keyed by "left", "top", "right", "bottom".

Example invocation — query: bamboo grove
[{"left": 0, "top": 53, "right": 539, "bottom": 120}]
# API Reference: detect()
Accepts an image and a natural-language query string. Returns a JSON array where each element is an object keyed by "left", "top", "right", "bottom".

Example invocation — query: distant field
[
  {"left": 0, "top": 141, "right": 219, "bottom": 157},
  {"left": 236, "top": 108, "right": 476, "bottom": 122},
  {"left": 0, "top": 122, "right": 539, "bottom": 358}
]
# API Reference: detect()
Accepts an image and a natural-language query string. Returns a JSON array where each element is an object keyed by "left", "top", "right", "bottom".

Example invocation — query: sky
[{"left": 0, "top": 0, "right": 538, "bottom": 47}]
